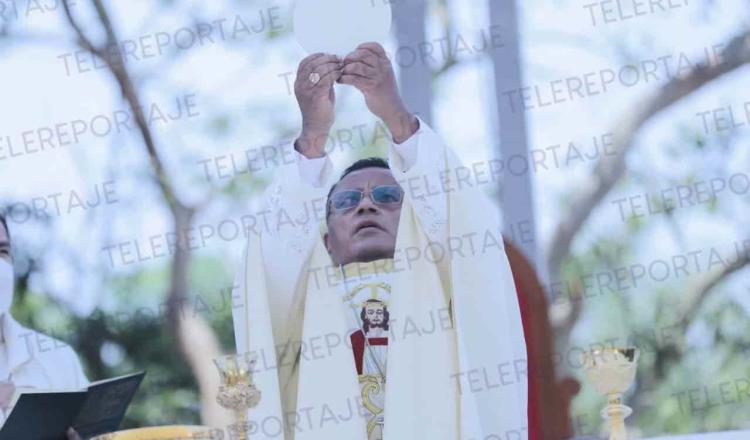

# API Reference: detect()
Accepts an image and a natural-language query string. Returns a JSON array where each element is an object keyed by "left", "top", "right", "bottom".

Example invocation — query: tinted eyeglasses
[{"left": 329, "top": 185, "right": 404, "bottom": 213}]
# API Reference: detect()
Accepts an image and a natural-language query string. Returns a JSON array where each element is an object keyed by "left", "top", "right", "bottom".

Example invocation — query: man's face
[
  {"left": 364, "top": 303, "right": 385, "bottom": 326},
  {"left": 324, "top": 168, "right": 403, "bottom": 265},
  {"left": 0, "top": 222, "right": 10, "bottom": 265}
]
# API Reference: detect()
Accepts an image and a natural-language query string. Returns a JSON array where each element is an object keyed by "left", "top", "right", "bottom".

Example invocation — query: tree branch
[
  {"left": 627, "top": 245, "right": 750, "bottom": 414},
  {"left": 61, "top": 0, "right": 104, "bottom": 59},
  {"left": 63, "top": 0, "right": 184, "bottom": 212},
  {"left": 547, "top": 30, "right": 750, "bottom": 278},
  {"left": 678, "top": 244, "right": 750, "bottom": 331},
  {"left": 60, "top": 0, "right": 229, "bottom": 426}
]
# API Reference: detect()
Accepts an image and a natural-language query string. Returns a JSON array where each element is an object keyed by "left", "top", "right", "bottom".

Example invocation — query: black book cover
[
  {"left": 0, "top": 391, "right": 87, "bottom": 440},
  {"left": 73, "top": 371, "right": 146, "bottom": 438},
  {"left": 0, "top": 371, "right": 146, "bottom": 440}
]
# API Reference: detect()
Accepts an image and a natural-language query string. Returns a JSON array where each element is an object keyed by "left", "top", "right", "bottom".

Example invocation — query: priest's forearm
[
  {"left": 292, "top": 53, "right": 342, "bottom": 159},
  {"left": 383, "top": 109, "right": 419, "bottom": 144},
  {"left": 294, "top": 129, "right": 329, "bottom": 159},
  {"left": 337, "top": 43, "right": 419, "bottom": 144}
]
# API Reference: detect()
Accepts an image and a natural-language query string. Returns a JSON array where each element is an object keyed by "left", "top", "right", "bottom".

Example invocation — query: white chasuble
[
  {"left": 233, "top": 120, "right": 527, "bottom": 440},
  {"left": 236, "top": 196, "right": 460, "bottom": 440}
]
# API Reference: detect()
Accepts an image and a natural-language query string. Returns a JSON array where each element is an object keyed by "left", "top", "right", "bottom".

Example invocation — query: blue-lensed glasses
[{"left": 329, "top": 185, "right": 404, "bottom": 213}]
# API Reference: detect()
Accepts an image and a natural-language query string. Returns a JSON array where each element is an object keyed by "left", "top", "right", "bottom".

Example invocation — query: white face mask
[{"left": 0, "top": 259, "right": 14, "bottom": 315}]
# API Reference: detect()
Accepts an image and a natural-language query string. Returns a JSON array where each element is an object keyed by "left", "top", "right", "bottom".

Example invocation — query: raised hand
[
  {"left": 338, "top": 42, "right": 418, "bottom": 143},
  {"left": 294, "top": 53, "right": 344, "bottom": 158}
]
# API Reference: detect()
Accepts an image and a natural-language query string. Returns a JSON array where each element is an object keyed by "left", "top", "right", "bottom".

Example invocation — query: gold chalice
[
  {"left": 213, "top": 353, "right": 262, "bottom": 440},
  {"left": 582, "top": 347, "right": 639, "bottom": 440}
]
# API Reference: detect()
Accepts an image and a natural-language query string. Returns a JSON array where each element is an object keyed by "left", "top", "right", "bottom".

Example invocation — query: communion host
[{"left": 233, "top": 42, "right": 528, "bottom": 440}]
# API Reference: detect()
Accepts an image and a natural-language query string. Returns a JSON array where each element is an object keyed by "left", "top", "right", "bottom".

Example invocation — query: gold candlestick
[
  {"left": 582, "top": 347, "right": 639, "bottom": 440},
  {"left": 214, "top": 353, "right": 262, "bottom": 440}
]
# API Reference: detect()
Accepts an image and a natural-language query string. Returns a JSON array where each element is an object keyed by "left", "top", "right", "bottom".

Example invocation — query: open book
[{"left": 0, "top": 371, "right": 146, "bottom": 440}]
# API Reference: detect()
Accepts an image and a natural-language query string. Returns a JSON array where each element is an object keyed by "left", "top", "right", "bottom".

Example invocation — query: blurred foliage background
[{"left": 0, "top": 0, "right": 749, "bottom": 437}]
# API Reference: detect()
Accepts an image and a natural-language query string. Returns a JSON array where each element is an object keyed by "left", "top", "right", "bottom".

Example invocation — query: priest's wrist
[
  {"left": 383, "top": 110, "right": 418, "bottom": 144},
  {"left": 294, "top": 128, "right": 330, "bottom": 159}
]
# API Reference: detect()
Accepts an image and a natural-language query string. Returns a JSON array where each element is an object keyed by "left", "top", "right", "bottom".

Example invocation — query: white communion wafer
[{"left": 293, "top": 0, "right": 392, "bottom": 56}]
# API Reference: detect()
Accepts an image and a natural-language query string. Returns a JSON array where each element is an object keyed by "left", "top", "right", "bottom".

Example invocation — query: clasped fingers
[{"left": 294, "top": 54, "right": 343, "bottom": 94}]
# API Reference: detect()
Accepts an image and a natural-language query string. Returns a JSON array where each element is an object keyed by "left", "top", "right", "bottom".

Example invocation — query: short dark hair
[{"left": 325, "top": 157, "right": 391, "bottom": 219}]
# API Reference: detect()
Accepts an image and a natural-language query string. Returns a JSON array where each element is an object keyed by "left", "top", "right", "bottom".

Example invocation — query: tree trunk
[
  {"left": 392, "top": 0, "right": 433, "bottom": 124},
  {"left": 166, "top": 207, "right": 231, "bottom": 427},
  {"left": 488, "top": 0, "right": 541, "bottom": 278}
]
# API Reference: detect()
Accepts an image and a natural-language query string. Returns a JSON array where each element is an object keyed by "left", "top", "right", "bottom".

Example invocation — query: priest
[{"left": 232, "top": 42, "right": 528, "bottom": 440}]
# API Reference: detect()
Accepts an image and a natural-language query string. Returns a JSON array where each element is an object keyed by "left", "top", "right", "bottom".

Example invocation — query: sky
[
  {"left": 0, "top": 0, "right": 747, "bottom": 330},
  {"left": 1, "top": 1, "right": 750, "bottom": 436}
]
